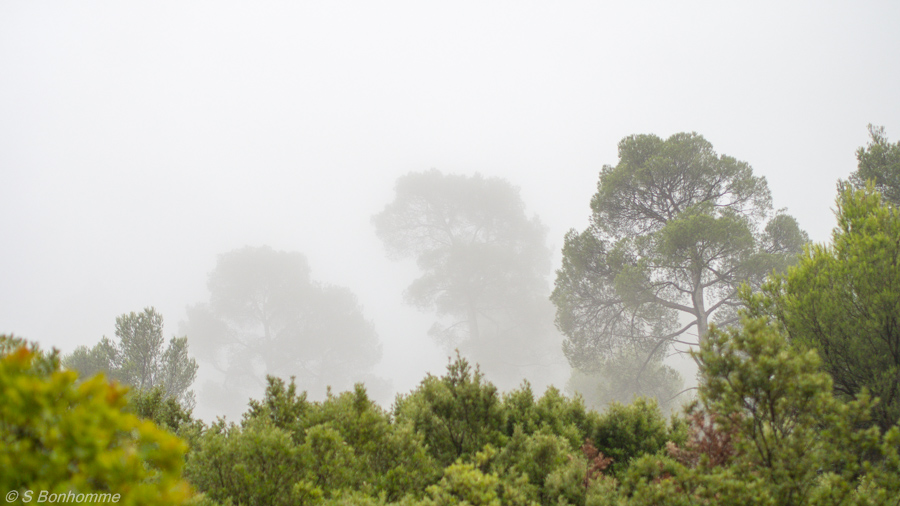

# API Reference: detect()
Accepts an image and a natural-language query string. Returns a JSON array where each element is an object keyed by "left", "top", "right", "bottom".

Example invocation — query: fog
[{"left": 2, "top": 2, "right": 899, "bottom": 420}]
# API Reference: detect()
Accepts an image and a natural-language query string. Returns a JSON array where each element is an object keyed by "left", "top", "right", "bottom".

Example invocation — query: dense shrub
[
  {"left": 589, "top": 397, "right": 680, "bottom": 476},
  {"left": 393, "top": 355, "right": 506, "bottom": 467},
  {"left": 0, "top": 335, "right": 193, "bottom": 505},
  {"left": 188, "top": 377, "right": 439, "bottom": 504},
  {"left": 502, "top": 382, "right": 600, "bottom": 449}
]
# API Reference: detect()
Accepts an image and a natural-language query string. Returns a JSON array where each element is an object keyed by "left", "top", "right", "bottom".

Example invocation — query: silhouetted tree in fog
[
  {"left": 373, "top": 170, "right": 563, "bottom": 388},
  {"left": 182, "top": 246, "right": 384, "bottom": 417}
]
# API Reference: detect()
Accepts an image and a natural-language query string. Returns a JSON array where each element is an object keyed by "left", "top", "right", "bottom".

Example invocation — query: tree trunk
[
  {"left": 692, "top": 266, "right": 708, "bottom": 346},
  {"left": 467, "top": 299, "right": 480, "bottom": 342}
]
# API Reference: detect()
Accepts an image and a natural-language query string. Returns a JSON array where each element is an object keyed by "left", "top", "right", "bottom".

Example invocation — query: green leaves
[
  {"left": 755, "top": 184, "right": 900, "bottom": 432},
  {"left": 421, "top": 463, "right": 505, "bottom": 506},
  {"left": 554, "top": 131, "right": 806, "bottom": 407},
  {"left": 187, "top": 417, "right": 307, "bottom": 506},
  {"left": 394, "top": 354, "right": 506, "bottom": 467},
  {"left": 0, "top": 338, "right": 194, "bottom": 505},
  {"left": 64, "top": 308, "right": 199, "bottom": 410},
  {"left": 592, "top": 132, "right": 771, "bottom": 237},
  {"left": 590, "top": 397, "right": 675, "bottom": 477},
  {"left": 188, "top": 379, "right": 439, "bottom": 505},
  {"left": 174, "top": 323, "right": 898, "bottom": 505},
  {"left": 849, "top": 125, "right": 900, "bottom": 206},
  {"left": 694, "top": 317, "right": 883, "bottom": 505}
]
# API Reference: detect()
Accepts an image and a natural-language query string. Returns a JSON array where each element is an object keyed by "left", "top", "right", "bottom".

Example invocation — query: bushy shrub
[
  {"left": 588, "top": 397, "right": 675, "bottom": 476},
  {"left": 0, "top": 335, "right": 193, "bottom": 505},
  {"left": 502, "top": 382, "right": 600, "bottom": 449},
  {"left": 189, "top": 377, "right": 439, "bottom": 504},
  {"left": 393, "top": 354, "right": 505, "bottom": 467},
  {"left": 186, "top": 417, "right": 308, "bottom": 506}
]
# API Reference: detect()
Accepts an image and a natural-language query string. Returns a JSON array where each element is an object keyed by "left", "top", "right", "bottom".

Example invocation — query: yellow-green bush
[{"left": 0, "top": 335, "right": 193, "bottom": 505}]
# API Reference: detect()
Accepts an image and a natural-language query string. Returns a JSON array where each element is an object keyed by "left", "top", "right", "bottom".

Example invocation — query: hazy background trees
[
  {"left": 373, "top": 170, "right": 566, "bottom": 390},
  {"left": 2, "top": 2, "right": 897, "bottom": 426},
  {"left": 181, "top": 245, "right": 385, "bottom": 420},
  {"left": 551, "top": 133, "right": 808, "bottom": 409},
  {"left": 64, "top": 307, "right": 198, "bottom": 409}
]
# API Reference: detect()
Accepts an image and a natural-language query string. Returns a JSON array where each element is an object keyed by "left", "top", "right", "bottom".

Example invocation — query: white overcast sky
[{"left": 2, "top": 2, "right": 899, "bottom": 412}]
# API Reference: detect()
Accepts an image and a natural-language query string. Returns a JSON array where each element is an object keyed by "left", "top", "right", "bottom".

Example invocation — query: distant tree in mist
[
  {"left": 849, "top": 124, "right": 900, "bottom": 205},
  {"left": 182, "top": 246, "right": 384, "bottom": 417},
  {"left": 64, "top": 307, "right": 198, "bottom": 409},
  {"left": 373, "top": 169, "right": 563, "bottom": 388},
  {"left": 551, "top": 132, "right": 807, "bottom": 407}
]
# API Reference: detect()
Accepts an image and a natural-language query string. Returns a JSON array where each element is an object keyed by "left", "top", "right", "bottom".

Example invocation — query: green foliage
[
  {"left": 186, "top": 417, "right": 311, "bottom": 506},
  {"left": 611, "top": 315, "right": 900, "bottom": 505},
  {"left": 62, "top": 336, "right": 117, "bottom": 379},
  {"left": 64, "top": 307, "right": 199, "bottom": 409},
  {"left": 315, "top": 356, "right": 690, "bottom": 506},
  {"left": 693, "top": 317, "right": 887, "bottom": 505},
  {"left": 0, "top": 334, "right": 60, "bottom": 375},
  {"left": 419, "top": 462, "right": 537, "bottom": 506},
  {"left": 319, "top": 492, "right": 398, "bottom": 506},
  {"left": 127, "top": 385, "right": 199, "bottom": 438},
  {"left": 747, "top": 183, "right": 900, "bottom": 432},
  {"left": 394, "top": 354, "right": 506, "bottom": 467},
  {"left": 865, "top": 426, "right": 900, "bottom": 501},
  {"left": 552, "top": 132, "right": 807, "bottom": 405},
  {"left": 493, "top": 385, "right": 618, "bottom": 505},
  {"left": 616, "top": 454, "right": 693, "bottom": 506},
  {"left": 849, "top": 124, "right": 900, "bottom": 205},
  {"left": 502, "top": 382, "right": 600, "bottom": 449},
  {"left": 16, "top": 129, "right": 900, "bottom": 506},
  {"left": 309, "top": 384, "right": 439, "bottom": 500},
  {"left": 590, "top": 397, "right": 675, "bottom": 476},
  {"left": 541, "top": 457, "right": 590, "bottom": 506},
  {"left": 485, "top": 430, "right": 568, "bottom": 501},
  {"left": 421, "top": 463, "right": 503, "bottom": 506},
  {"left": 188, "top": 378, "right": 438, "bottom": 504},
  {"left": 244, "top": 375, "right": 312, "bottom": 439},
  {"left": 301, "top": 424, "right": 356, "bottom": 491},
  {"left": 0, "top": 336, "right": 193, "bottom": 505},
  {"left": 36, "top": 312, "right": 898, "bottom": 506}
]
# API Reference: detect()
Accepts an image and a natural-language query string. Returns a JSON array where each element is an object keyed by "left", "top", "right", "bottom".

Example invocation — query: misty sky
[{"left": 2, "top": 2, "right": 899, "bottom": 416}]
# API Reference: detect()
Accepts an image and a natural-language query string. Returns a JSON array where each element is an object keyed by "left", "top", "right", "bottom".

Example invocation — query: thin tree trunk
[
  {"left": 467, "top": 300, "right": 480, "bottom": 342},
  {"left": 692, "top": 265, "right": 708, "bottom": 346}
]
